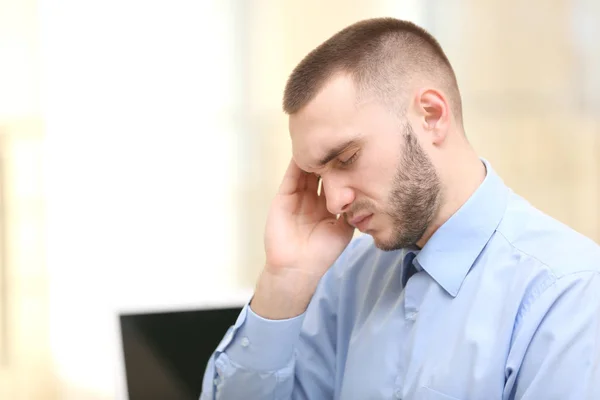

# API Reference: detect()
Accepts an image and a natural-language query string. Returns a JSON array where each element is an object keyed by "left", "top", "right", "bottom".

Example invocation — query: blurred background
[{"left": 0, "top": 0, "right": 598, "bottom": 398}]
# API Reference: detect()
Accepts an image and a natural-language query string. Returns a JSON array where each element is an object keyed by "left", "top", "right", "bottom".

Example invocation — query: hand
[
  {"left": 264, "top": 158, "right": 355, "bottom": 280},
  {"left": 251, "top": 159, "right": 355, "bottom": 319}
]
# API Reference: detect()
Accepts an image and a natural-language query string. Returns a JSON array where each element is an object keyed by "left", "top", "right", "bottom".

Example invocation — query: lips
[{"left": 349, "top": 213, "right": 373, "bottom": 232}]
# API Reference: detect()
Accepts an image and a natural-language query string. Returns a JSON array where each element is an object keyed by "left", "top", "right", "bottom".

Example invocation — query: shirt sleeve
[
  {"left": 200, "top": 261, "right": 345, "bottom": 400},
  {"left": 507, "top": 270, "right": 600, "bottom": 399}
]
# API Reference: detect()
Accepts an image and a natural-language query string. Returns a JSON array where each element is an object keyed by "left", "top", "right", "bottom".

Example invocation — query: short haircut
[{"left": 283, "top": 17, "right": 463, "bottom": 125}]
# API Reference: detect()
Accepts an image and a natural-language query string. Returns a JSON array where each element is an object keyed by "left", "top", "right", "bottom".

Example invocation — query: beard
[{"left": 374, "top": 122, "right": 442, "bottom": 251}]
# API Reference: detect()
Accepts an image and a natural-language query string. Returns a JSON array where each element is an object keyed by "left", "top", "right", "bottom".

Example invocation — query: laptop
[{"left": 118, "top": 292, "right": 249, "bottom": 400}]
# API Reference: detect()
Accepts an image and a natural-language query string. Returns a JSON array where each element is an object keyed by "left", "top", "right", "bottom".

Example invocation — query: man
[{"left": 201, "top": 17, "right": 600, "bottom": 399}]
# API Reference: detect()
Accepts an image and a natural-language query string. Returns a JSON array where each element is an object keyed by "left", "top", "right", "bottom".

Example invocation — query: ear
[{"left": 412, "top": 88, "right": 450, "bottom": 145}]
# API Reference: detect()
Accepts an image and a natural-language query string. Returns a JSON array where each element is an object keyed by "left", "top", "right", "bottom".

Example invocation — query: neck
[{"left": 416, "top": 147, "right": 486, "bottom": 248}]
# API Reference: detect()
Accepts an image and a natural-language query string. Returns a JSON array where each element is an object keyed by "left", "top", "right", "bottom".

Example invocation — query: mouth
[{"left": 349, "top": 213, "right": 373, "bottom": 232}]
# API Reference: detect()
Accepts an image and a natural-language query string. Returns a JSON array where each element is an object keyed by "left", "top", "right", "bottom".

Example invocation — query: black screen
[{"left": 120, "top": 307, "right": 242, "bottom": 400}]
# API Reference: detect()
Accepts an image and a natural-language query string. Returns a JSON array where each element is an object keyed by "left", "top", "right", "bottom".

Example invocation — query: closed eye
[{"left": 338, "top": 152, "right": 358, "bottom": 167}]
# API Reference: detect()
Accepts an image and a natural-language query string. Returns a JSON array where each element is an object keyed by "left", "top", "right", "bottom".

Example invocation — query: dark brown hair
[{"left": 283, "top": 17, "right": 462, "bottom": 125}]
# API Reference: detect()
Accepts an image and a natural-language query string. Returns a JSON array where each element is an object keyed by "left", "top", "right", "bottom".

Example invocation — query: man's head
[{"left": 284, "top": 18, "right": 470, "bottom": 250}]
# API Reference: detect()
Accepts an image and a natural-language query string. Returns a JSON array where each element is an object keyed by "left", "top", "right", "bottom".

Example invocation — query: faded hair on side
[{"left": 283, "top": 17, "right": 463, "bottom": 125}]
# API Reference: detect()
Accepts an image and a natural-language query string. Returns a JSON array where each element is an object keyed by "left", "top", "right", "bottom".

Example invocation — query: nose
[{"left": 321, "top": 176, "right": 355, "bottom": 215}]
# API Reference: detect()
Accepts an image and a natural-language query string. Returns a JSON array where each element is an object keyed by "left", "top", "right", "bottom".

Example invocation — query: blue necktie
[{"left": 401, "top": 251, "right": 418, "bottom": 287}]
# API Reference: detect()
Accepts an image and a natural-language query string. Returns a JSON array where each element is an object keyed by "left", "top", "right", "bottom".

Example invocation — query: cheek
[{"left": 353, "top": 152, "right": 397, "bottom": 203}]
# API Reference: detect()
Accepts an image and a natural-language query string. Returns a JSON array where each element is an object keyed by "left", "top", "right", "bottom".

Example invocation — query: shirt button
[
  {"left": 213, "top": 378, "right": 220, "bottom": 386},
  {"left": 240, "top": 337, "right": 250, "bottom": 347},
  {"left": 395, "top": 388, "right": 402, "bottom": 399}
]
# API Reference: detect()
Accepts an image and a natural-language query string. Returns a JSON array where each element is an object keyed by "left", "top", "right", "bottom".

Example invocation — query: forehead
[{"left": 289, "top": 74, "right": 360, "bottom": 169}]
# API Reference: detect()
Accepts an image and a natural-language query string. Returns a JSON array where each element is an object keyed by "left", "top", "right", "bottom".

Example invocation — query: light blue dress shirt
[{"left": 201, "top": 159, "right": 600, "bottom": 400}]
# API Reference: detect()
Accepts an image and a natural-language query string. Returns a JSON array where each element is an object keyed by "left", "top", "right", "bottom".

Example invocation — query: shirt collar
[{"left": 415, "top": 158, "right": 509, "bottom": 297}]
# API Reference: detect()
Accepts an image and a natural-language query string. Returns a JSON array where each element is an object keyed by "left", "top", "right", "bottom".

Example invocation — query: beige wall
[
  {"left": 0, "top": 120, "right": 54, "bottom": 400},
  {"left": 445, "top": 0, "right": 600, "bottom": 241},
  {"left": 0, "top": 0, "right": 55, "bottom": 397}
]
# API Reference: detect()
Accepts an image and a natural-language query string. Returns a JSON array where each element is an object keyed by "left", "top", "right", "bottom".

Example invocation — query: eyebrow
[{"left": 314, "top": 139, "right": 361, "bottom": 168}]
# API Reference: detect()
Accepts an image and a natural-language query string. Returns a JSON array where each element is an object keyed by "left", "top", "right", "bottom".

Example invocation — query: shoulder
[
  {"left": 490, "top": 191, "right": 600, "bottom": 331},
  {"left": 496, "top": 191, "right": 600, "bottom": 279}
]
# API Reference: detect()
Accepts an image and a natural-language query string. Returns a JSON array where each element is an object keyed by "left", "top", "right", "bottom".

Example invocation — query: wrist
[{"left": 250, "top": 267, "right": 321, "bottom": 320}]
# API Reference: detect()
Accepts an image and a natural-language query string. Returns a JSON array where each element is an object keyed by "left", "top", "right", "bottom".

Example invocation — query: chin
[
  {"left": 370, "top": 226, "right": 419, "bottom": 251},
  {"left": 370, "top": 231, "right": 399, "bottom": 252}
]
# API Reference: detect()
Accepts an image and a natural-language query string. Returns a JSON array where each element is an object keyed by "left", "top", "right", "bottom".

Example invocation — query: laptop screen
[{"left": 119, "top": 306, "right": 242, "bottom": 400}]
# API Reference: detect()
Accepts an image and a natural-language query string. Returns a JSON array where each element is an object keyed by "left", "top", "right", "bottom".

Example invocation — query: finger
[
  {"left": 306, "top": 173, "right": 320, "bottom": 194},
  {"left": 317, "top": 176, "right": 330, "bottom": 213},
  {"left": 278, "top": 158, "right": 306, "bottom": 195}
]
